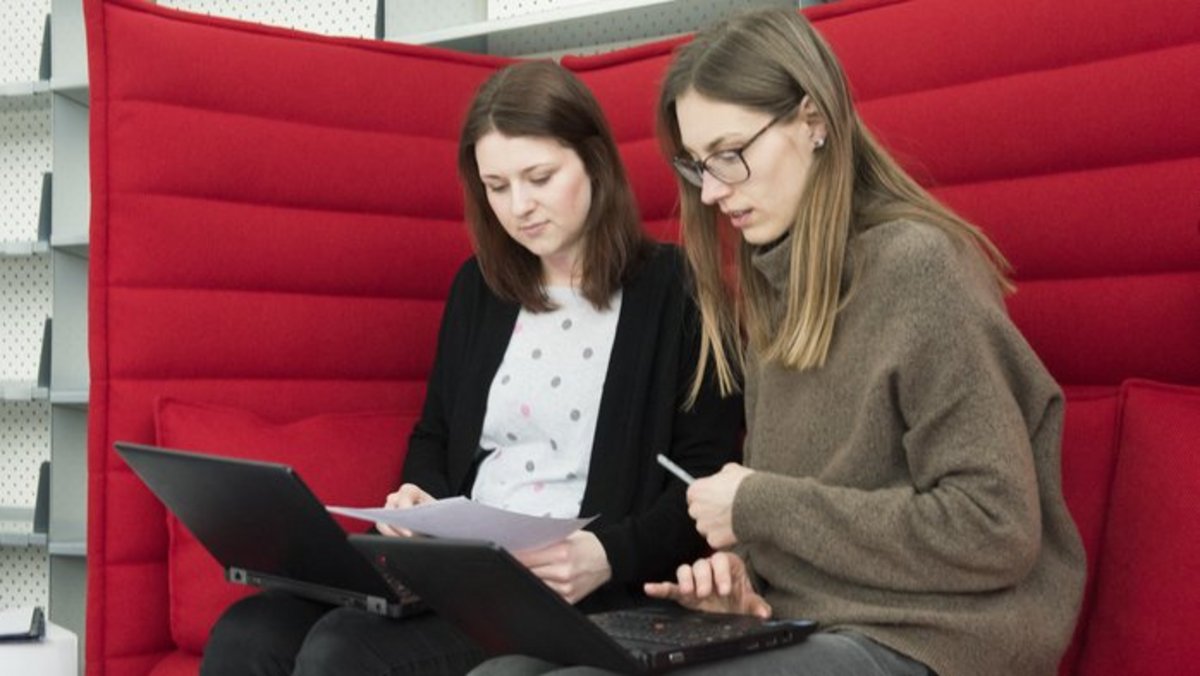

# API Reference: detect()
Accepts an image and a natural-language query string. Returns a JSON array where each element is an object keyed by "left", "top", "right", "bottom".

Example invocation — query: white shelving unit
[
  {"left": 0, "top": 81, "right": 53, "bottom": 98},
  {"left": 381, "top": 0, "right": 813, "bottom": 57},
  {"left": 46, "top": 0, "right": 92, "bottom": 660},
  {"left": 1, "top": 0, "right": 89, "bottom": 668},
  {"left": 1, "top": 0, "right": 54, "bottom": 627},
  {"left": 389, "top": 0, "right": 676, "bottom": 48}
]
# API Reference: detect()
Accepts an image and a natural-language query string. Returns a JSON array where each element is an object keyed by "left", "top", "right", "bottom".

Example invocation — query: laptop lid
[
  {"left": 349, "top": 534, "right": 813, "bottom": 673},
  {"left": 115, "top": 441, "right": 419, "bottom": 617}
]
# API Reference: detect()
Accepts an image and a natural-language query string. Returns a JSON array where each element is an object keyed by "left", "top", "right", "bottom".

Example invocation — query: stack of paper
[{"left": 328, "top": 497, "right": 595, "bottom": 552}]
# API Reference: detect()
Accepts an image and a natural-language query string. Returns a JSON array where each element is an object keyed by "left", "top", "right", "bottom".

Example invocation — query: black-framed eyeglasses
[{"left": 672, "top": 112, "right": 788, "bottom": 188}]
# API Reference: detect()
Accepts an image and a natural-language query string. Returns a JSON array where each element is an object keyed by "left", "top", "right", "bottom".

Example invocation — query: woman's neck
[{"left": 541, "top": 253, "right": 582, "bottom": 288}]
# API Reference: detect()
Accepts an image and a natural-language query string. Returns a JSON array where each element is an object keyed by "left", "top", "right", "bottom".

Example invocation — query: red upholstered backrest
[
  {"left": 85, "top": 2, "right": 505, "bottom": 673},
  {"left": 85, "top": 1, "right": 1199, "bottom": 675}
]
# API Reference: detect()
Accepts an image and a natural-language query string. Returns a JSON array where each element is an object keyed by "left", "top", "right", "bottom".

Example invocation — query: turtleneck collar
[
  {"left": 749, "top": 232, "right": 794, "bottom": 293},
  {"left": 749, "top": 230, "right": 858, "bottom": 299}
]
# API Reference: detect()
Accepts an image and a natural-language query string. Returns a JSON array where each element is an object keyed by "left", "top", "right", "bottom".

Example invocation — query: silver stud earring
[{"left": 813, "top": 137, "right": 825, "bottom": 149}]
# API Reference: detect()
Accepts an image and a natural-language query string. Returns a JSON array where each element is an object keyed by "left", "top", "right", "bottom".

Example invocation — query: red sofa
[{"left": 84, "top": 0, "right": 1200, "bottom": 674}]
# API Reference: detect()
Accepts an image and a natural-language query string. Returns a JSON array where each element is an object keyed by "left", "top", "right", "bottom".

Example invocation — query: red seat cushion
[
  {"left": 1076, "top": 381, "right": 1200, "bottom": 674},
  {"left": 155, "top": 398, "right": 412, "bottom": 653},
  {"left": 1057, "top": 389, "right": 1121, "bottom": 675}
]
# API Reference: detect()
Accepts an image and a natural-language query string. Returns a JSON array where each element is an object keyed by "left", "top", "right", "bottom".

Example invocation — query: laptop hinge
[{"left": 365, "top": 595, "right": 390, "bottom": 616}]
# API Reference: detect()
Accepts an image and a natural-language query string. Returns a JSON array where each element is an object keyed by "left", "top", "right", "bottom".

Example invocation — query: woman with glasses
[
  {"left": 472, "top": 7, "right": 1084, "bottom": 676},
  {"left": 200, "top": 60, "right": 741, "bottom": 676}
]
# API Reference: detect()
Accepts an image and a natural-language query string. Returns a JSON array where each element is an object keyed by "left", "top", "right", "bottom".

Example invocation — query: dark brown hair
[{"left": 459, "top": 60, "right": 648, "bottom": 311}]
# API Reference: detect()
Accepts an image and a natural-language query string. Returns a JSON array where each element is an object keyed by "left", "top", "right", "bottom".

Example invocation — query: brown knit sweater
[{"left": 732, "top": 220, "right": 1085, "bottom": 675}]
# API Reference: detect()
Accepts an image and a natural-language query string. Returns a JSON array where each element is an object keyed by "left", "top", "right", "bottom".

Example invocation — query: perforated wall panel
[
  {"left": 1, "top": 0, "right": 52, "bottom": 612},
  {"left": 0, "top": 402, "right": 50, "bottom": 508},
  {"left": 0, "top": 548, "right": 50, "bottom": 608},
  {"left": 0, "top": 0, "right": 50, "bottom": 83},
  {"left": 489, "top": 0, "right": 597, "bottom": 20},
  {"left": 491, "top": 0, "right": 800, "bottom": 56},
  {"left": 0, "top": 97, "right": 52, "bottom": 243},
  {"left": 159, "top": 0, "right": 376, "bottom": 37}
]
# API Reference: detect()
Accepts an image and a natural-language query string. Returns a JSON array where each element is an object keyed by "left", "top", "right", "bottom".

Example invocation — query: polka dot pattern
[{"left": 473, "top": 287, "right": 622, "bottom": 518}]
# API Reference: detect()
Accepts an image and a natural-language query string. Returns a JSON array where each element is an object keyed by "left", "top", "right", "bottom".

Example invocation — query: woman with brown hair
[
  {"left": 201, "top": 60, "right": 740, "bottom": 676},
  {"left": 472, "top": 7, "right": 1084, "bottom": 676}
]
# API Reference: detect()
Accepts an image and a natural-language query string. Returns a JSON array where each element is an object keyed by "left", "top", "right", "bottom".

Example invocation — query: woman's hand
[
  {"left": 687, "top": 463, "right": 754, "bottom": 549},
  {"left": 513, "top": 531, "right": 612, "bottom": 605},
  {"left": 375, "top": 483, "right": 436, "bottom": 537},
  {"left": 644, "top": 551, "right": 771, "bottom": 618}
]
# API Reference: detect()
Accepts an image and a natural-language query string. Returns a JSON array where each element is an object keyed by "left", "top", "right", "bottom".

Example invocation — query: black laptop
[
  {"left": 115, "top": 441, "right": 423, "bottom": 618},
  {"left": 349, "top": 534, "right": 815, "bottom": 673}
]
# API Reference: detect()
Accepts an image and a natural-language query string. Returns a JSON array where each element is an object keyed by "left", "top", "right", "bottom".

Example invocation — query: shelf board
[
  {"left": 51, "top": 78, "right": 89, "bottom": 107},
  {"left": 0, "top": 506, "right": 35, "bottom": 521},
  {"left": 0, "top": 506, "right": 47, "bottom": 548},
  {"left": 1, "top": 382, "right": 50, "bottom": 402},
  {"left": 49, "top": 389, "right": 89, "bottom": 407},
  {"left": 393, "top": 0, "right": 674, "bottom": 46},
  {"left": 0, "top": 80, "right": 51, "bottom": 97},
  {"left": 49, "top": 235, "right": 89, "bottom": 258},
  {"left": 0, "top": 532, "right": 48, "bottom": 548},
  {"left": 48, "top": 541, "right": 86, "bottom": 557},
  {"left": 0, "top": 240, "right": 50, "bottom": 257}
]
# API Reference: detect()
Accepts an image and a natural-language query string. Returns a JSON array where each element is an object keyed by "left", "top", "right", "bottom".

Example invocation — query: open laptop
[
  {"left": 350, "top": 534, "right": 816, "bottom": 673},
  {"left": 115, "top": 441, "right": 424, "bottom": 618}
]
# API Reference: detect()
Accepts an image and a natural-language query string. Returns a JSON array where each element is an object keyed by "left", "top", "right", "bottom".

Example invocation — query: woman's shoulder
[
  {"left": 857, "top": 221, "right": 982, "bottom": 286},
  {"left": 619, "top": 241, "right": 695, "bottom": 312},
  {"left": 857, "top": 220, "right": 957, "bottom": 268},
  {"left": 452, "top": 255, "right": 483, "bottom": 281},
  {"left": 445, "top": 255, "right": 498, "bottom": 308},
  {"left": 449, "top": 255, "right": 493, "bottom": 293},
  {"left": 853, "top": 219, "right": 1002, "bottom": 314},
  {"left": 631, "top": 240, "right": 687, "bottom": 281}
]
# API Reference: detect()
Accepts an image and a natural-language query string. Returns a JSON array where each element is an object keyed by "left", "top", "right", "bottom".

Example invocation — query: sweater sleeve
[
  {"left": 733, "top": 231, "right": 1051, "bottom": 593},
  {"left": 401, "top": 261, "right": 478, "bottom": 499}
]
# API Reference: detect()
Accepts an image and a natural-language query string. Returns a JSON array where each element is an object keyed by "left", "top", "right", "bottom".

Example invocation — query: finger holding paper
[
  {"left": 376, "top": 483, "right": 435, "bottom": 537},
  {"left": 514, "top": 530, "right": 613, "bottom": 605}
]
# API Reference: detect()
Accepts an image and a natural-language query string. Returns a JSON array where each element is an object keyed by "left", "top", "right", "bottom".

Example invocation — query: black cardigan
[{"left": 403, "top": 243, "right": 743, "bottom": 609}]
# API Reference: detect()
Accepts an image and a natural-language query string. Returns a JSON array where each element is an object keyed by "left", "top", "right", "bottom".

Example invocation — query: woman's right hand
[
  {"left": 375, "top": 483, "right": 435, "bottom": 537},
  {"left": 644, "top": 551, "right": 772, "bottom": 619}
]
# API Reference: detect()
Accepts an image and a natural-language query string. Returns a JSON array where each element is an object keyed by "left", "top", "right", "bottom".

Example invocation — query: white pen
[{"left": 656, "top": 453, "right": 696, "bottom": 485}]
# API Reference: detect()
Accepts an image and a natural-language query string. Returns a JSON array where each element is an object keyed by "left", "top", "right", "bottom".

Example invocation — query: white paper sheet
[{"left": 328, "top": 497, "right": 596, "bottom": 552}]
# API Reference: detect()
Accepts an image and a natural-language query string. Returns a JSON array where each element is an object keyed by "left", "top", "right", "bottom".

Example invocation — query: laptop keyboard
[{"left": 590, "top": 609, "right": 762, "bottom": 646}]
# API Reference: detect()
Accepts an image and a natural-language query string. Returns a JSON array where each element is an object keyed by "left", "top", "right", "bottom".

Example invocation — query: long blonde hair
[{"left": 657, "top": 8, "right": 1013, "bottom": 402}]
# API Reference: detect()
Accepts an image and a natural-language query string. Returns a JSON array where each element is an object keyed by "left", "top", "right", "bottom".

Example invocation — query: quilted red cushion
[
  {"left": 1076, "top": 381, "right": 1200, "bottom": 674},
  {"left": 154, "top": 398, "right": 412, "bottom": 654}
]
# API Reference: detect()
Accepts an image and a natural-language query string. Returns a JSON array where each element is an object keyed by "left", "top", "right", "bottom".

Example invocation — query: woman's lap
[
  {"left": 200, "top": 592, "right": 486, "bottom": 676},
  {"left": 467, "top": 631, "right": 931, "bottom": 676},
  {"left": 295, "top": 605, "right": 485, "bottom": 676}
]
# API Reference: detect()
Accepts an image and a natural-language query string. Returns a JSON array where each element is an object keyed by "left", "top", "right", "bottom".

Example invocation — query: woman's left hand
[
  {"left": 514, "top": 531, "right": 612, "bottom": 604},
  {"left": 687, "top": 463, "right": 755, "bottom": 549}
]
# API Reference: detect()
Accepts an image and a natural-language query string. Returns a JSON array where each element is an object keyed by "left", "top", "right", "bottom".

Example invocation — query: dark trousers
[{"left": 200, "top": 592, "right": 486, "bottom": 676}]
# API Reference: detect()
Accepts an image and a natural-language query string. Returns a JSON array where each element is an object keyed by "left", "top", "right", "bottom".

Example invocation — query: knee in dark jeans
[
  {"left": 295, "top": 610, "right": 486, "bottom": 676},
  {"left": 200, "top": 592, "right": 332, "bottom": 676}
]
